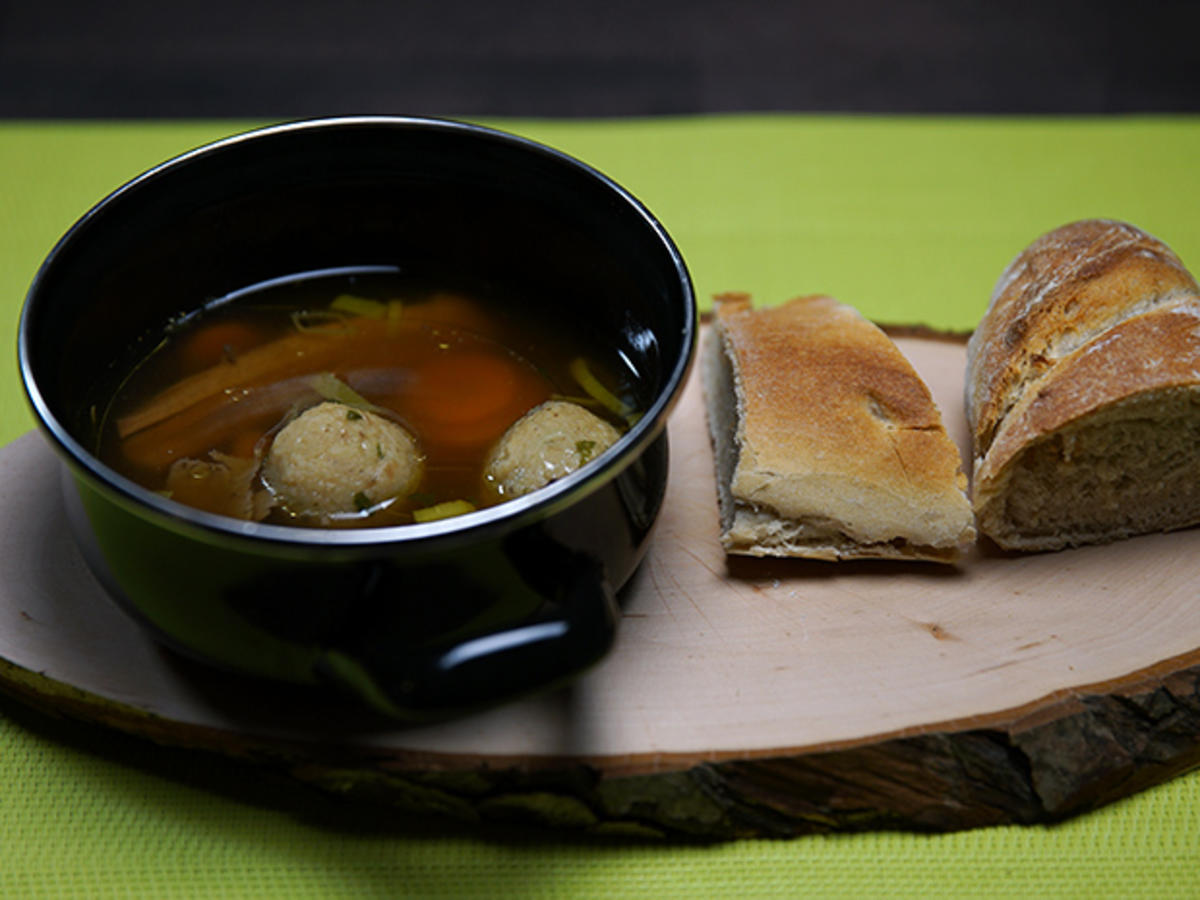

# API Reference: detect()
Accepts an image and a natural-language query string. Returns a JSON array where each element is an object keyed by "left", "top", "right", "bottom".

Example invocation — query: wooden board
[{"left": 4, "top": 331, "right": 1200, "bottom": 840}]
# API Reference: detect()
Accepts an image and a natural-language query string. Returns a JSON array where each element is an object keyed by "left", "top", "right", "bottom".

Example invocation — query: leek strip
[
  {"left": 413, "top": 499, "right": 475, "bottom": 523},
  {"left": 305, "top": 372, "right": 396, "bottom": 420},
  {"left": 568, "top": 357, "right": 633, "bottom": 420},
  {"left": 331, "top": 294, "right": 387, "bottom": 318},
  {"left": 550, "top": 393, "right": 601, "bottom": 408},
  {"left": 307, "top": 372, "right": 371, "bottom": 408}
]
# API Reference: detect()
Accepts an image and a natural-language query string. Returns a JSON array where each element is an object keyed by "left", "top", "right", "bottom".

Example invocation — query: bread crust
[
  {"left": 703, "top": 293, "right": 974, "bottom": 562},
  {"left": 966, "top": 219, "right": 1200, "bottom": 550},
  {"left": 966, "top": 219, "right": 1199, "bottom": 460}
]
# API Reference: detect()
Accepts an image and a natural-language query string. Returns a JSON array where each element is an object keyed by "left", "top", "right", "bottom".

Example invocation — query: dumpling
[
  {"left": 481, "top": 400, "right": 620, "bottom": 503},
  {"left": 262, "top": 401, "right": 423, "bottom": 520}
]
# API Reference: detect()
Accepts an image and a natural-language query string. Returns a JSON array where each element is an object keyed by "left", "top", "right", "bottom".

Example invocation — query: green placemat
[{"left": 3, "top": 116, "right": 1200, "bottom": 898}]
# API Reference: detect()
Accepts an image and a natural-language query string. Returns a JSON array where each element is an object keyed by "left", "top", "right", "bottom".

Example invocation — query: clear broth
[{"left": 98, "top": 268, "right": 637, "bottom": 527}]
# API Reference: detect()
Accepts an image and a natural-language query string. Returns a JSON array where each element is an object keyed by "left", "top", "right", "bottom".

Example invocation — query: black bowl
[{"left": 18, "top": 116, "right": 696, "bottom": 721}]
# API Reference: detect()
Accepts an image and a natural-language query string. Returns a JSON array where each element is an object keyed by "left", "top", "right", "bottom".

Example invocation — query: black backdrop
[{"left": 2, "top": 0, "right": 1198, "bottom": 118}]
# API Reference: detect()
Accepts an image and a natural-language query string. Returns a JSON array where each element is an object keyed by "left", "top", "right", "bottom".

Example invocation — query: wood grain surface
[{"left": 3, "top": 331, "right": 1200, "bottom": 839}]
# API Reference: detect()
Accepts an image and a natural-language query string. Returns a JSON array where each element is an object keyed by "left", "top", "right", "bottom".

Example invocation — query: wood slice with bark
[{"left": 2, "top": 330, "right": 1200, "bottom": 840}]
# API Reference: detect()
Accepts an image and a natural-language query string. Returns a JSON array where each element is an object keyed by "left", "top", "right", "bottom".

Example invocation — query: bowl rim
[{"left": 18, "top": 114, "right": 697, "bottom": 548}]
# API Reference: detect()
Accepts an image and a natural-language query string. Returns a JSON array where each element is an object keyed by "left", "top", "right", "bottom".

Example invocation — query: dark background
[{"left": 2, "top": 0, "right": 1198, "bottom": 118}]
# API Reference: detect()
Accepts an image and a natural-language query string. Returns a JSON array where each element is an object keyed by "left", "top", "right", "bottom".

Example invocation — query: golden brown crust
[
  {"left": 718, "top": 293, "right": 944, "bottom": 481},
  {"left": 976, "top": 303, "right": 1200, "bottom": 490},
  {"left": 967, "top": 219, "right": 1200, "bottom": 550},
  {"left": 966, "top": 219, "right": 1199, "bottom": 461},
  {"left": 705, "top": 293, "right": 974, "bottom": 561}
]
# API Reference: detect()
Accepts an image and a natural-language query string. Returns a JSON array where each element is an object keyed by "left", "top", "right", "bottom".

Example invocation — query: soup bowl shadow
[{"left": 19, "top": 116, "right": 696, "bottom": 722}]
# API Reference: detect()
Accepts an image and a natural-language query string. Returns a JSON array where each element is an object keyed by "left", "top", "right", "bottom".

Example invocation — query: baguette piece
[
  {"left": 966, "top": 218, "right": 1200, "bottom": 551},
  {"left": 703, "top": 292, "right": 974, "bottom": 562}
]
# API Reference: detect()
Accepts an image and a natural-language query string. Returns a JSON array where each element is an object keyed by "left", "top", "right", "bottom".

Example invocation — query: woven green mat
[{"left": 2, "top": 116, "right": 1199, "bottom": 898}]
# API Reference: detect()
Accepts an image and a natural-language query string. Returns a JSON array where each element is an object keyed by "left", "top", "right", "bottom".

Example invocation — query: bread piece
[
  {"left": 966, "top": 218, "right": 1200, "bottom": 551},
  {"left": 702, "top": 292, "right": 974, "bottom": 562}
]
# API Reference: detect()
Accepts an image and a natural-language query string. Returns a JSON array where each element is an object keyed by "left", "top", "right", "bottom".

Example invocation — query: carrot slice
[
  {"left": 176, "top": 320, "right": 265, "bottom": 370},
  {"left": 405, "top": 349, "right": 548, "bottom": 450},
  {"left": 116, "top": 328, "right": 358, "bottom": 438}
]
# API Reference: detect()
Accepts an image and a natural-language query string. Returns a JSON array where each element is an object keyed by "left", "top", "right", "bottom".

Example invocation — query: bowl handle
[{"left": 316, "top": 562, "right": 620, "bottom": 720}]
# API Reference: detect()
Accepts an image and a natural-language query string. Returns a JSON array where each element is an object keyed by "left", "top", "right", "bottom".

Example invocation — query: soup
[{"left": 98, "top": 268, "right": 638, "bottom": 527}]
